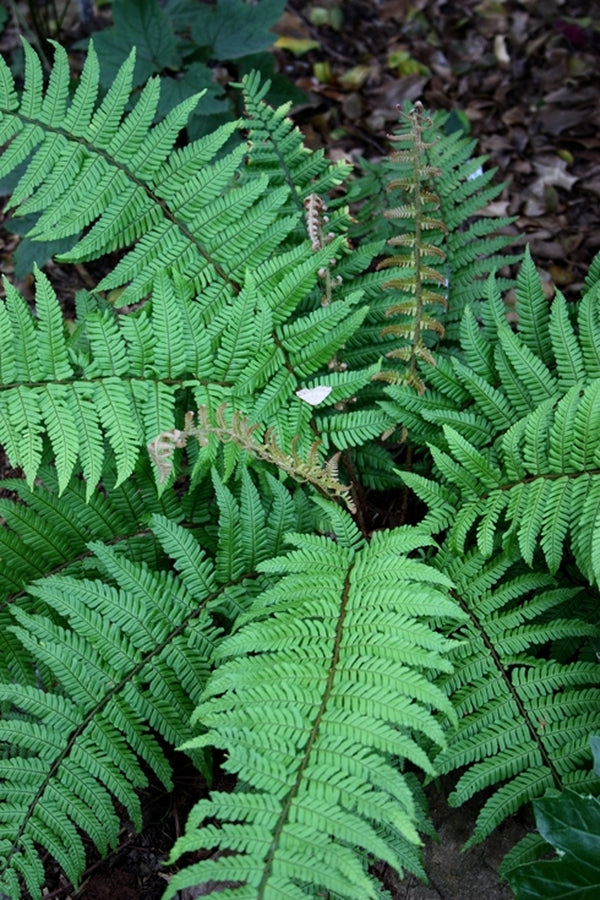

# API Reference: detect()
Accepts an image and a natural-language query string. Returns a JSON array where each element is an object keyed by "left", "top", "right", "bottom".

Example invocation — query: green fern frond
[
  {"left": 346, "top": 104, "right": 516, "bottom": 382},
  {"left": 389, "top": 256, "right": 600, "bottom": 584},
  {"left": 241, "top": 71, "right": 351, "bottom": 212},
  {"left": 0, "top": 269, "right": 182, "bottom": 492},
  {"left": 433, "top": 549, "right": 600, "bottom": 849},
  {"left": 0, "top": 459, "right": 191, "bottom": 688},
  {"left": 165, "top": 520, "right": 464, "bottom": 899},
  {"left": 0, "top": 517, "right": 220, "bottom": 898},
  {"left": 402, "top": 385, "right": 600, "bottom": 580},
  {"left": 0, "top": 44, "right": 352, "bottom": 307},
  {"left": 0, "top": 248, "right": 377, "bottom": 494}
]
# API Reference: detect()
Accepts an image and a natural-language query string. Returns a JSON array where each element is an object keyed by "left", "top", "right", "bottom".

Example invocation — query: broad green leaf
[
  {"left": 190, "top": 0, "right": 286, "bottom": 58},
  {"left": 510, "top": 791, "right": 600, "bottom": 899},
  {"left": 156, "top": 63, "right": 227, "bottom": 124},
  {"left": 90, "top": 0, "right": 181, "bottom": 87}
]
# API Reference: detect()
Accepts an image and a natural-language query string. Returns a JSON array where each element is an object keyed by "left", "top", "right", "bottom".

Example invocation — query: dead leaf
[{"left": 530, "top": 155, "right": 578, "bottom": 196}]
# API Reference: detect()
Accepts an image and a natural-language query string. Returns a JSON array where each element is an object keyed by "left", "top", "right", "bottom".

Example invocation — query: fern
[
  {"left": 0, "top": 260, "right": 387, "bottom": 494},
  {"left": 0, "top": 45, "right": 346, "bottom": 305},
  {"left": 0, "top": 517, "right": 217, "bottom": 897},
  {"left": 165, "top": 513, "right": 464, "bottom": 899},
  {"left": 432, "top": 547, "right": 600, "bottom": 848},
  {"left": 0, "top": 41, "right": 395, "bottom": 492},
  {"left": 376, "top": 102, "right": 450, "bottom": 392},
  {"left": 1, "top": 35, "right": 598, "bottom": 899},
  {"left": 344, "top": 104, "right": 517, "bottom": 383},
  {"left": 0, "top": 469, "right": 314, "bottom": 898},
  {"left": 392, "top": 251, "right": 600, "bottom": 584},
  {"left": 0, "top": 460, "right": 188, "bottom": 689}
]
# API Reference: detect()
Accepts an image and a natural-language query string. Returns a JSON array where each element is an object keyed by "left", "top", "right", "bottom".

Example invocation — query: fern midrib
[
  {"left": 0, "top": 564, "right": 246, "bottom": 879},
  {"left": 255, "top": 560, "right": 355, "bottom": 899},
  {"left": 472, "top": 469, "right": 600, "bottom": 501},
  {"left": 0, "top": 374, "right": 232, "bottom": 391},
  {"left": 452, "top": 588, "right": 563, "bottom": 792},
  {"left": 409, "top": 124, "right": 426, "bottom": 385},
  {"left": 2, "top": 111, "right": 240, "bottom": 292}
]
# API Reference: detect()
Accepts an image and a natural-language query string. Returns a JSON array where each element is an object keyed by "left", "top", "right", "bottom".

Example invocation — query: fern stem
[
  {"left": 409, "top": 105, "right": 426, "bottom": 387},
  {"left": 255, "top": 564, "right": 354, "bottom": 898},
  {"left": 452, "top": 589, "right": 564, "bottom": 793}
]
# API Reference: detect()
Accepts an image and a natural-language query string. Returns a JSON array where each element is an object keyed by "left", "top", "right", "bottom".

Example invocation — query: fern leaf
[
  {"left": 0, "top": 468, "right": 311, "bottom": 897},
  {"left": 0, "top": 517, "right": 223, "bottom": 898},
  {"left": 578, "top": 283, "right": 600, "bottom": 379},
  {"left": 434, "top": 550, "right": 600, "bottom": 848},
  {"left": 1, "top": 43, "right": 337, "bottom": 305},
  {"left": 549, "top": 289, "right": 585, "bottom": 389},
  {"left": 165, "top": 526, "right": 463, "bottom": 899}
]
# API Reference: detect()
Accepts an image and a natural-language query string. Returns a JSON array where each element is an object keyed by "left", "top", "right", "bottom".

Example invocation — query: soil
[{"left": 1, "top": 0, "right": 599, "bottom": 897}]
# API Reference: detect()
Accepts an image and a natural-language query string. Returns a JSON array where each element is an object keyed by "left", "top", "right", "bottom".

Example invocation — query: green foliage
[
  {"left": 0, "top": 38, "right": 599, "bottom": 900},
  {"left": 0, "top": 473, "right": 313, "bottom": 899},
  {"left": 433, "top": 548, "right": 600, "bottom": 846},
  {"left": 1, "top": 0, "right": 299, "bottom": 274},
  {"left": 82, "top": 0, "right": 292, "bottom": 139},
  {"left": 345, "top": 101, "right": 518, "bottom": 384},
  {"left": 391, "top": 247, "right": 600, "bottom": 585},
  {"left": 165, "top": 522, "right": 463, "bottom": 899}
]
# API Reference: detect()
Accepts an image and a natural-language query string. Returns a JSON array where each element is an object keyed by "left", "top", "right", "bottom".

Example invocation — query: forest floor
[{"left": 0, "top": 0, "right": 599, "bottom": 897}]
